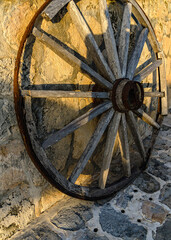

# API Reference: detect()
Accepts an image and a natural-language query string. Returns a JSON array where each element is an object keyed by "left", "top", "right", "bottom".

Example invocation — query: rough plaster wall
[
  {"left": 137, "top": 0, "right": 171, "bottom": 106},
  {"left": 0, "top": 0, "right": 170, "bottom": 239},
  {"left": 0, "top": 1, "right": 65, "bottom": 240}
]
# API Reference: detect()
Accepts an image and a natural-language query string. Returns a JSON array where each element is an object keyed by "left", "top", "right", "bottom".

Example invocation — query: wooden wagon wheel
[{"left": 14, "top": 0, "right": 168, "bottom": 200}]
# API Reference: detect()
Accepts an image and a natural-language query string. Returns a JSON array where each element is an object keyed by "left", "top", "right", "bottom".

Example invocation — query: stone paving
[{"left": 10, "top": 111, "right": 171, "bottom": 240}]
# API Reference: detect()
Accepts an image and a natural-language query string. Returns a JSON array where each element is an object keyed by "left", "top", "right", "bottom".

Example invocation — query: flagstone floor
[{"left": 10, "top": 110, "right": 171, "bottom": 240}]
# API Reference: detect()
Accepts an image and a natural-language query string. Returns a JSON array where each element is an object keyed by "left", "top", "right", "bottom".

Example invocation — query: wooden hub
[{"left": 112, "top": 78, "right": 144, "bottom": 112}]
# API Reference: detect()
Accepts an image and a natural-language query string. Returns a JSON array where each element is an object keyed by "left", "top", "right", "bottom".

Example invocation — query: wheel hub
[{"left": 112, "top": 78, "right": 144, "bottom": 112}]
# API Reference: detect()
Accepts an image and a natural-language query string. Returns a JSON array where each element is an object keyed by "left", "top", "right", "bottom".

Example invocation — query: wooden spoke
[
  {"left": 126, "top": 111, "right": 146, "bottom": 161},
  {"left": 144, "top": 92, "right": 165, "bottom": 98},
  {"left": 118, "top": 113, "right": 131, "bottom": 177},
  {"left": 126, "top": 28, "right": 149, "bottom": 80},
  {"left": 99, "top": 0, "right": 121, "bottom": 79},
  {"left": 134, "top": 109, "right": 160, "bottom": 129},
  {"left": 42, "top": 101, "right": 112, "bottom": 149},
  {"left": 118, "top": 2, "right": 132, "bottom": 78},
  {"left": 42, "top": 0, "right": 71, "bottom": 20},
  {"left": 69, "top": 109, "right": 114, "bottom": 184},
  {"left": 134, "top": 58, "right": 152, "bottom": 75},
  {"left": 32, "top": 28, "right": 113, "bottom": 90},
  {"left": 133, "top": 59, "right": 162, "bottom": 82},
  {"left": 21, "top": 90, "right": 109, "bottom": 99},
  {"left": 67, "top": 0, "right": 115, "bottom": 83},
  {"left": 113, "top": 133, "right": 120, "bottom": 156},
  {"left": 99, "top": 112, "right": 122, "bottom": 189}
]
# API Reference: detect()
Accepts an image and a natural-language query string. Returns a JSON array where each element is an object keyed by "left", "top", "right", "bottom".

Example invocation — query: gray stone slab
[
  {"left": 155, "top": 215, "right": 171, "bottom": 240},
  {"left": 0, "top": 99, "right": 16, "bottom": 144},
  {"left": 13, "top": 223, "right": 62, "bottom": 240},
  {"left": 159, "top": 183, "right": 171, "bottom": 209},
  {"left": 148, "top": 159, "right": 171, "bottom": 181},
  {"left": 51, "top": 204, "right": 93, "bottom": 231},
  {"left": 159, "top": 152, "right": 171, "bottom": 162},
  {"left": 114, "top": 186, "right": 134, "bottom": 208},
  {"left": 142, "top": 201, "right": 168, "bottom": 224},
  {"left": 99, "top": 205, "right": 147, "bottom": 239},
  {"left": 13, "top": 232, "right": 36, "bottom": 240},
  {"left": 0, "top": 58, "right": 13, "bottom": 96},
  {"left": 133, "top": 172, "right": 160, "bottom": 193},
  {"left": 154, "top": 138, "right": 171, "bottom": 151},
  {"left": 73, "top": 229, "right": 109, "bottom": 240}
]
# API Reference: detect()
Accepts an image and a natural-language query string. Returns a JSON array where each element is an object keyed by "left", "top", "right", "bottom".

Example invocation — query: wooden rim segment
[{"left": 14, "top": 0, "right": 166, "bottom": 200}]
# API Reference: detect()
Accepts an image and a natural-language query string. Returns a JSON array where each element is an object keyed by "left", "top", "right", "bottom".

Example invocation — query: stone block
[
  {"left": 51, "top": 203, "right": 93, "bottom": 231},
  {"left": 155, "top": 215, "right": 171, "bottom": 240},
  {"left": 0, "top": 186, "right": 35, "bottom": 240},
  {"left": 2, "top": 1, "right": 37, "bottom": 51},
  {"left": 133, "top": 172, "right": 160, "bottom": 193},
  {"left": 0, "top": 58, "right": 14, "bottom": 96},
  {"left": 0, "top": 99, "right": 17, "bottom": 144},
  {"left": 148, "top": 158, "right": 171, "bottom": 181},
  {"left": 159, "top": 183, "right": 171, "bottom": 209},
  {"left": 142, "top": 201, "right": 168, "bottom": 224},
  {"left": 99, "top": 205, "right": 147, "bottom": 239},
  {"left": 12, "top": 223, "right": 62, "bottom": 240}
]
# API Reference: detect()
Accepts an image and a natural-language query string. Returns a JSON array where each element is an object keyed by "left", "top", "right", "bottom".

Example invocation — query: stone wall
[
  {"left": 137, "top": 0, "right": 171, "bottom": 106},
  {"left": 0, "top": 0, "right": 170, "bottom": 239}
]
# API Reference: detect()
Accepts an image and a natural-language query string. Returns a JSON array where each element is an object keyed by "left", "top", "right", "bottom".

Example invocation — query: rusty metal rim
[{"left": 14, "top": 0, "right": 162, "bottom": 200}]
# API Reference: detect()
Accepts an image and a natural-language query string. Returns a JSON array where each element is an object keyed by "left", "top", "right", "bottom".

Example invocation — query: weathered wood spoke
[
  {"left": 21, "top": 90, "right": 109, "bottom": 99},
  {"left": 99, "top": 112, "right": 121, "bottom": 189},
  {"left": 42, "top": 101, "right": 112, "bottom": 149},
  {"left": 118, "top": 113, "right": 131, "bottom": 177},
  {"left": 118, "top": 2, "right": 132, "bottom": 78},
  {"left": 67, "top": 0, "right": 115, "bottom": 83},
  {"left": 133, "top": 59, "right": 162, "bottom": 82},
  {"left": 126, "top": 111, "right": 146, "bottom": 161},
  {"left": 134, "top": 109, "right": 160, "bottom": 129},
  {"left": 134, "top": 58, "right": 152, "bottom": 75},
  {"left": 99, "top": 0, "right": 121, "bottom": 79},
  {"left": 42, "top": 0, "right": 71, "bottom": 20},
  {"left": 69, "top": 109, "right": 114, "bottom": 184},
  {"left": 32, "top": 28, "right": 113, "bottom": 90},
  {"left": 144, "top": 92, "right": 165, "bottom": 98},
  {"left": 126, "top": 28, "right": 149, "bottom": 80}
]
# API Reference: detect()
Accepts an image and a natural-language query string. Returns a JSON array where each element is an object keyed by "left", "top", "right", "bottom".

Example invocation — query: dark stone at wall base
[
  {"left": 99, "top": 205, "right": 147, "bottom": 240},
  {"left": 159, "top": 152, "right": 171, "bottom": 162},
  {"left": 133, "top": 172, "right": 160, "bottom": 193},
  {"left": 159, "top": 183, "right": 171, "bottom": 209},
  {"left": 13, "top": 224, "right": 62, "bottom": 240},
  {"left": 147, "top": 159, "right": 171, "bottom": 181},
  {"left": 51, "top": 205, "right": 93, "bottom": 231},
  {"left": 13, "top": 232, "right": 36, "bottom": 240},
  {"left": 155, "top": 216, "right": 171, "bottom": 240},
  {"left": 32, "top": 225, "right": 62, "bottom": 240},
  {"left": 74, "top": 228, "right": 109, "bottom": 240}
]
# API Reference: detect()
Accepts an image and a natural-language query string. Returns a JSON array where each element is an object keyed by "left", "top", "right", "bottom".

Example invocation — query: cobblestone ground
[{"left": 10, "top": 111, "right": 171, "bottom": 240}]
